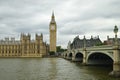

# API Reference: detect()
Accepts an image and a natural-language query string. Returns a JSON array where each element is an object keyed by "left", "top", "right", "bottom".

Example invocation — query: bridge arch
[
  {"left": 86, "top": 51, "right": 113, "bottom": 65},
  {"left": 74, "top": 52, "right": 83, "bottom": 62},
  {"left": 63, "top": 53, "right": 67, "bottom": 58},
  {"left": 65, "top": 53, "right": 67, "bottom": 58},
  {"left": 67, "top": 52, "right": 73, "bottom": 60}
]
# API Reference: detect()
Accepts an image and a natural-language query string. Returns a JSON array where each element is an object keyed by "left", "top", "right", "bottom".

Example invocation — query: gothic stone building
[
  {"left": 104, "top": 36, "right": 120, "bottom": 45},
  {"left": 67, "top": 35, "right": 102, "bottom": 50},
  {"left": 49, "top": 12, "right": 57, "bottom": 52},
  {"left": 0, "top": 33, "right": 49, "bottom": 57}
]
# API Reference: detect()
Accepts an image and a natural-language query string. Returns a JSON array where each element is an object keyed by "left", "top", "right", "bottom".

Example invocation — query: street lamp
[
  {"left": 83, "top": 35, "right": 86, "bottom": 49},
  {"left": 114, "top": 25, "right": 118, "bottom": 45}
]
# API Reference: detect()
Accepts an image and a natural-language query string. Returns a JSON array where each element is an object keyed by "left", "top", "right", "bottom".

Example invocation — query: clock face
[{"left": 51, "top": 26, "right": 55, "bottom": 30}]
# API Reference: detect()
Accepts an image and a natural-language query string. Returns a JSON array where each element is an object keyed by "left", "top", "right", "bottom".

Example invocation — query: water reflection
[
  {"left": 0, "top": 58, "right": 120, "bottom": 80},
  {"left": 48, "top": 58, "right": 57, "bottom": 80}
]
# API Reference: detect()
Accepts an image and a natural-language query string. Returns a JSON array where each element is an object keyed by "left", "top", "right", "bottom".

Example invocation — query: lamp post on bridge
[
  {"left": 83, "top": 36, "right": 86, "bottom": 49},
  {"left": 109, "top": 25, "right": 120, "bottom": 77},
  {"left": 83, "top": 36, "right": 87, "bottom": 65},
  {"left": 114, "top": 25, "right": 118, "bottom": 45}
]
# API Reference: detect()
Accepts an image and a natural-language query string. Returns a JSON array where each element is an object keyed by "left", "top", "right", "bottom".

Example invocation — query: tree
[
  {"left": 49, "top": 51, "right": 55, "bottom": 55},
  {"left": 57, "top": 46, "right": 67, "bottom": 52}
]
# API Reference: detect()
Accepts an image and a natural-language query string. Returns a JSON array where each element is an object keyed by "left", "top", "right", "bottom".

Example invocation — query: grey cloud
[
  {"left": 14, "top": 23, "right": 49, "bottom": 33},
  {"left": 0, "top": 0, "right": 120, "bottom": 48}
]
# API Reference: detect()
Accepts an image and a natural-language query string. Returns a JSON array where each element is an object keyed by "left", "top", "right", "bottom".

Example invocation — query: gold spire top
[
  {"left": 52, "top": 11, "right": 55, "bottom": 18},
  {"left": 50, "top": 11, "right": 56, "bottom": 24}
]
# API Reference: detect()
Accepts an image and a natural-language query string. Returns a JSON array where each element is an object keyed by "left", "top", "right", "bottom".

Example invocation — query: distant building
[
  {"left": 0, "top": 12, "right": 59, "bottom": 57},
  {"left": 0, "top": 34, "right": 49, "bottom": 57},
  {"left": 0, "top": 33, "right": 49, "bottom": 57},
  {"left": 104, "top": 36, "right": 120, "bottom": 45},
  {"left": 67, "top": 35, "right": 102, "bottom": 49}
]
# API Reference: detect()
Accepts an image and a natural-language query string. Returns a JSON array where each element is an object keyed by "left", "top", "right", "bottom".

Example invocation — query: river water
[{"left": 0, "top": 58, "right": 119, "bottom": 80}]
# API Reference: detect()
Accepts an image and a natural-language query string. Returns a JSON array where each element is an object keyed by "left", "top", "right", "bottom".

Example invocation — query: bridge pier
[
  {"left": 82, "top": 48, "right": 87, "bottom": 65},
  {"left": 72, "top": 57, "right": 83, "bottom": 62},
  {"left": 72, "top": 52, "right": 83, "bottom": 62},
  {"left": 66, "top": 56, "right": 72, "bottom": 60},
  {"left": 109, "top": 46, "right": 120, "bottom": 77},
  {"left": 109, "top": 25, "right": 120, "bottom": 77},
  {"left": 72, "top": 54, "right": 76, "bottom": 61},
  {"left": 110, "top": 63, "right": 120, "bottom": 77}
]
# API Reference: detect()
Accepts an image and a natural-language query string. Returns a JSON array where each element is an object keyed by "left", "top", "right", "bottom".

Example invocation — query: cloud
[{"left": 0, "top": 0, "right": 120, "bottom": 48}]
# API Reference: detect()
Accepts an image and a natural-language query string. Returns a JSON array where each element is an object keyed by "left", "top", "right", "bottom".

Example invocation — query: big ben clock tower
[{"left": 49, "top": 12, "right": 57, "bottom": 52}]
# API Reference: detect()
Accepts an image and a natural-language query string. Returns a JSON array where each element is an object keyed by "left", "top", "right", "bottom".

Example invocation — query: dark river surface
[{"left": 0, "top": 58, "right": 120, "bottom": 80}]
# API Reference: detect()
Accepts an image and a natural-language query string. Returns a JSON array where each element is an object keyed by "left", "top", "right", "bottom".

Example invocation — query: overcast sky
[{"left": 0, "top": 0, "right": 120, "bottom": 48}]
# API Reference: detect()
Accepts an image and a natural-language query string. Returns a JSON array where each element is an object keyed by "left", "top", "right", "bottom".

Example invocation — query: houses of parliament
[{"left": 0, "top": 12, "right": 57, "bottom": 57}]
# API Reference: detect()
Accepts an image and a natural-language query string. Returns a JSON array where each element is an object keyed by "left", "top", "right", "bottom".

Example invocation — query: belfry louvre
[{"left": 0, "top": 33, "right": 49, "bottom": 57}]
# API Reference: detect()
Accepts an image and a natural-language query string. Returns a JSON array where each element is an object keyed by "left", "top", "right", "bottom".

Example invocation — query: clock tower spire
[
  {"left": 51, "top": 11, "right": 55, "bottom": 23},
  {"left": 49, "top": 11, "right": 57, "bottom": 53}
]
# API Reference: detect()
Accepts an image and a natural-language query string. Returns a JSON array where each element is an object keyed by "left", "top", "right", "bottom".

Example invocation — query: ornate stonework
[
  {"left": 0, "top": 33, "right": 49, "bottom": 57},
  {"left": 49, "top": 12, "right": 57, "bottom": 52}
]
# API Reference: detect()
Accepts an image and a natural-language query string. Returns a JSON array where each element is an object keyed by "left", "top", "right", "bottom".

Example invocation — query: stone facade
[
  {"left": 104, "top": 36, "right": 120, "bottom": 45},
  {"left": 68, "top": 35, "right": 102, "bottom": 49},
  {"left": 49, "top": 12, "right": 57, "bottom": 52},
  {"left": 0, "top": 33, "right": 49, "bottom": 57}
]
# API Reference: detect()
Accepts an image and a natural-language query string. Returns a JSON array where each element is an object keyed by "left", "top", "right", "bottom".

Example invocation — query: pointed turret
[
  {"left": 52, "top": 11, "right": 55, "bottom": 18},
  {"left": 41, "top": 33, "right": 43, "bottom": 37},
  {"left": 107, "top": 35, "right": 109, "bottom": 40},
  {"left": 91, "top": 35, "right": 93, "bottom": 39},
  {"left": 41, "top": 33, "right": 43, "bottom": 40},
  {"left": 50, "top": 11, "right": 56, "bottom": 24},
  {"left": 83, "top": 35, "right": 86, "bottom": 39}
]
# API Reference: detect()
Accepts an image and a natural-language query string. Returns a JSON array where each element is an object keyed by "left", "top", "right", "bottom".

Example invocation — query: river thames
[{"left": 0, "top": 58, "right": 120, "bottom": 80}]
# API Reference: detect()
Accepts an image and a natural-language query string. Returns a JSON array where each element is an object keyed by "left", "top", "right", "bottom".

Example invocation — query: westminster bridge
[
  {"left": 62, "top": 26, "right": 120, "bottom": 77},
  {"left": 62, "top": 43, "right": 120, "bottom": 77}
]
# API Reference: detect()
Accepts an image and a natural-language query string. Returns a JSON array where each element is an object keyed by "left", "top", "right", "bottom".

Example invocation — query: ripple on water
[{"left": 0, "top": 58, "right": 120, "bottom": 80}]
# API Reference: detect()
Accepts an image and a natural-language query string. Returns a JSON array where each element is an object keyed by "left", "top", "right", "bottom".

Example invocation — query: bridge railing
[
  {"left": 67, "top": 45, "right": 113, "bottom": 52},
  {"left": 62, "top": 45, "right": 114, "bottom": 55},
  {"left": 87, "top": 45, "right": 114, "bottom": 51}
]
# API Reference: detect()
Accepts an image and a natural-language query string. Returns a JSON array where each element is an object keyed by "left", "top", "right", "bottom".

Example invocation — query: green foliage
[
  {"left": 49, "top": 51, "right": 55, "bottom": 55},
  {"left": 56, "top": 46, "right": 67, "bottom": 52},
  {"left": 95, "top": 43, "right": 104, "bottom": 46}
]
